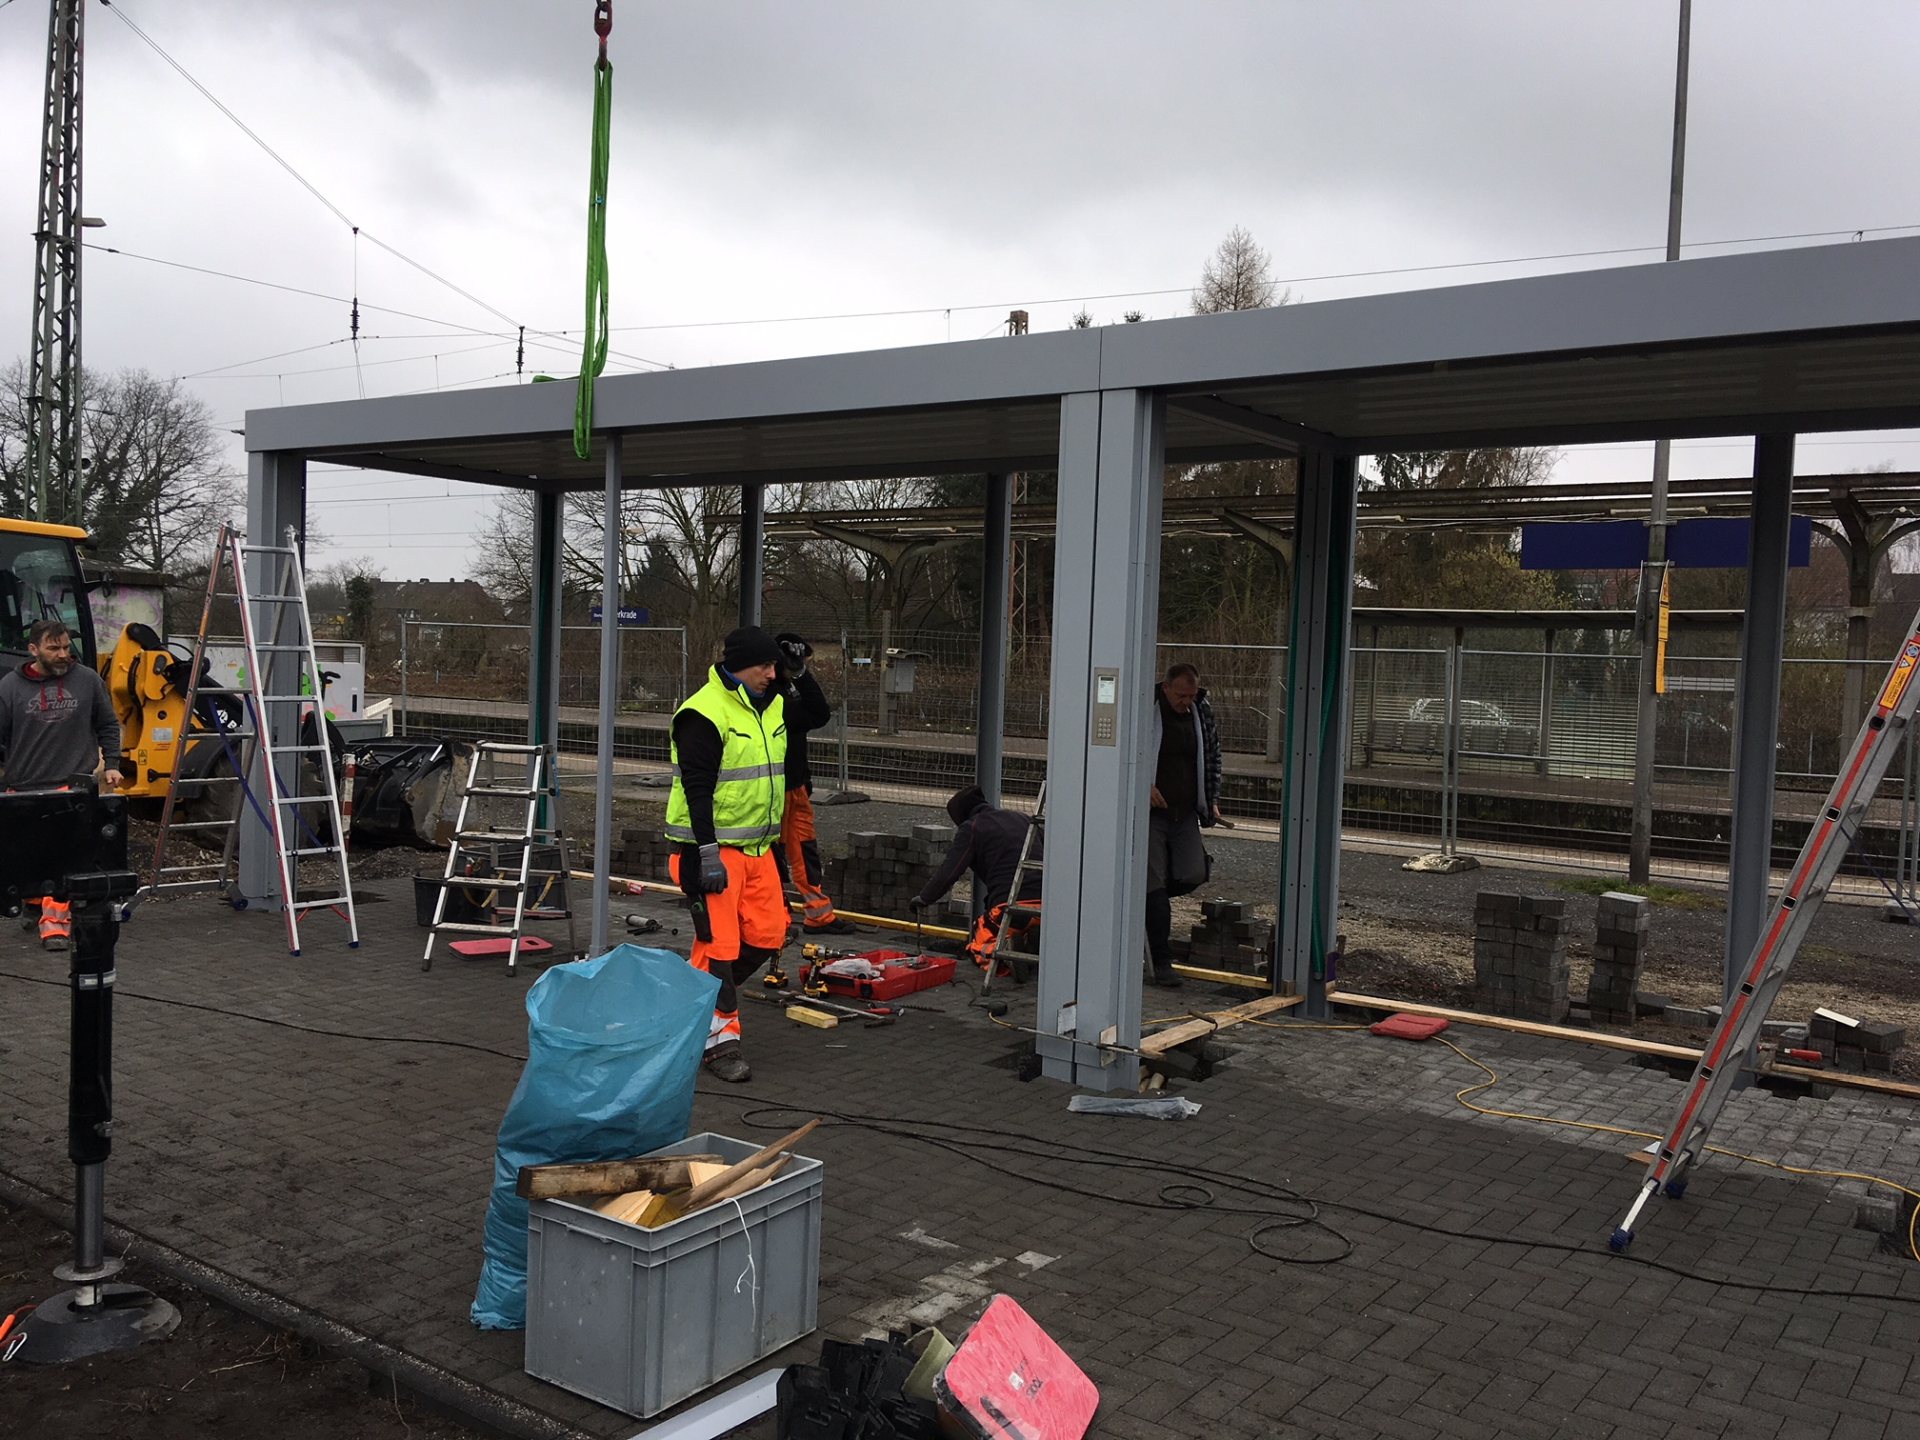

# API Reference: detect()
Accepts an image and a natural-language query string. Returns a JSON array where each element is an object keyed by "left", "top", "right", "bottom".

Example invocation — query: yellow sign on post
[{"left": 1655, "top": 565, "right": 1672, "bottom": 695}]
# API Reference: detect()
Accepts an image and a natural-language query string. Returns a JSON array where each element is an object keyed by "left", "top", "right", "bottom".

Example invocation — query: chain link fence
[{"left": 381, "top": 620, "right": 1918, "bottom": 880}]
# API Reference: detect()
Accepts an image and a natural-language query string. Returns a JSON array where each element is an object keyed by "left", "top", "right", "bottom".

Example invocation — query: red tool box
[{"left": 798, "top": 948, "right": 956, "bottom": 1000}]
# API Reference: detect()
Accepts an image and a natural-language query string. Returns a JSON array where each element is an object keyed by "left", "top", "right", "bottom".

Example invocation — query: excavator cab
[{"left": 0, "top": 517, "right": 94, "bottom": 674}]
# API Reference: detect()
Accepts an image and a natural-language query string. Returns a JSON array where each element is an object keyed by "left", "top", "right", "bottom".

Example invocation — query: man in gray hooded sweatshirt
[{"left": 0, "top": 619, "right": 122, "bottom": 949}]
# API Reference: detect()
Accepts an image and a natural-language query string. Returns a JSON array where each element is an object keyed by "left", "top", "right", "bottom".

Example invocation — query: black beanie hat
[
  {"left": 946, "top": 784, "right": 987, "bottom": 826},
  {"left": 722, "top": 626, "right": 782, "bottom": 672}
]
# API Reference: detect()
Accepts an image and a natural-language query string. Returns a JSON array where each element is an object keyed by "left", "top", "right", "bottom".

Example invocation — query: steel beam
[
  {"left": 592, "top": 436, "right": 623, "bottom": 955},
  {"left": 528, "top": 487, "right": 564, "bottom": 747},
  {"left": 977, "top": 472, "right": 1013, "bottom": 803},
  {"left": 239, "top": 452, "right": 307, "bottom": 905},
  {"left": 1276, "top": 452, "right": 1358, "bottom": 1014},
  {"left": 738, "top": 481, "right": 765, "bottom": 628},
  {"left": 1038, "top": 391, "right": 1163, "bottom": 1090},
  {"left": 1725, "top": 434, "right": 1795, "bottom": 999}
]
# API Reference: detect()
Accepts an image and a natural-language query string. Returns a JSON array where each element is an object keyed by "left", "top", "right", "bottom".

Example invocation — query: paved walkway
[{"left": 2, "top": 881, "right": 1918, "bottom": 1439}]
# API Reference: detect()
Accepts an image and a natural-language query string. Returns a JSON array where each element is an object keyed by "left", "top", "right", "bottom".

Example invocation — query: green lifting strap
[{"left": 573, "top": 42, "right": 613, "bottom": 460}]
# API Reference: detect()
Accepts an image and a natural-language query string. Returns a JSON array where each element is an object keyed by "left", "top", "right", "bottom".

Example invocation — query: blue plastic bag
[{"left": 471, "top": 944, "right": 719, "bottom": 1330}]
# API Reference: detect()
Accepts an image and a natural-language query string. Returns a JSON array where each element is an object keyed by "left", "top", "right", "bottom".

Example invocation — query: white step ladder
[
  {"left": 420, "top": 742, "right": 580, "bottom": 975},
  {"left": 981, "top": 781, "right": 1045, "bottom": 995},
  {"left": 1610, "top": 612, "right": 1920, "bottom": 1252},
  {"left": 142, "top": 524, "right": 358, "bottom": 955}
]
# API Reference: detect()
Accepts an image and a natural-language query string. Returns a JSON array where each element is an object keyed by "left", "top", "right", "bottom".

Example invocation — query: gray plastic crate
[{"left": 524, "top": 1131, "right": 823, "bottom": 1418}]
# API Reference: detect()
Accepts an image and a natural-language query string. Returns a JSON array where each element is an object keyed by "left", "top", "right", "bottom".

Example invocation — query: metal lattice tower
[{"left": 27, "top": 0, "right": 87, "bottom": 527}]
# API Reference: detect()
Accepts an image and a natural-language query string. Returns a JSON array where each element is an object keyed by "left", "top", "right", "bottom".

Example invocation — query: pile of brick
[
  {"left": 1586, "top": 892, "right": 1652, "bottom": 1024},
  {"left": 824, "top": 823, "right": 955, "bottom": 917},
  {"left": 1810, "top": 1009, "right": 1907, "bottom": 1075},
  {"left": 1173, "top": 899, "right": 1271, "bottom": 973},
  {"left": 609, "top": 826, "right": 675, "bottom": 883},
  {"left": 1473, "top": 890, "right": 1570, "bottom": 1022}
]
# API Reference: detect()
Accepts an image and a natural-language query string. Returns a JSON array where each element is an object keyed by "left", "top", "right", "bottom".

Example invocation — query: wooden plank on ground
[
  {"left": 1336, "top": 992, "right": 1920, "bottom": 1099},
  {"left": 1767, "top": 1062, "right": 1920, "bottom": 1100},
  {"left": 1139, "top": 993, "right": 1303, "bottom": 1057},
  {"left": 1330, "top": 992, "right": 1701, "bottom": 1060}
]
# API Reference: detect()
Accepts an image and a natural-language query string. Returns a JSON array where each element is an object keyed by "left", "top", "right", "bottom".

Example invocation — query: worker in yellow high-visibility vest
[{"left": 665, "top": 627, "right": 790, "bottom": 1083}]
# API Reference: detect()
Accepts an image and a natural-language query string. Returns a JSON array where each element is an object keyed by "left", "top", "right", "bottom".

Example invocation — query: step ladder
[
  {"left": 421, "top": 742, "right": 580, "bottom": 975},
  {"left": 142, "top": 524, "right": 358, "bottom": 955},
  {"left": 1609, "top": 612, "right": 1920, "bottom": 1253},
  {"left": 981, "top": 782, "right": 1045, "bottom": 995}
]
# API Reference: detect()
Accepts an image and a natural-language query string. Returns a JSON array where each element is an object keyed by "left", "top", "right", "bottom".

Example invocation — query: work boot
[
  {"left": 1149, "top": 961, "right": 1183, "bottom": 989},
  {"left": 805, "top": 918, "right": 859, "bottom": 937},
  {"left": 705, "top": 1044, "right": 752, "bottom": 1084}
]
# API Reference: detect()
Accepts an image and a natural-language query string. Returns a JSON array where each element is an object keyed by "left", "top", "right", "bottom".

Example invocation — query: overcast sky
[{"left": 3, "top": 0, "right": 1918, "bottom": 578}]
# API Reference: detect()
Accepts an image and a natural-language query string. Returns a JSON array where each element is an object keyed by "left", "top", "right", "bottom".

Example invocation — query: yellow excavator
[
  {"left": 1, "top": 516, "right": 236, "bottom": 815},
  {"left": 4, "top": 516, "right": 453, "bottom": 845}
]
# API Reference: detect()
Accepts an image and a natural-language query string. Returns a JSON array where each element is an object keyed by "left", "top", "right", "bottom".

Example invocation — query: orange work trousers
[
  {"left": 668, "top": 847, "right": 789, "bottom": 1051},
  {"left": 779, "top": 787, "right": 840, "bottom": 929},
  {"left": 968, "top": 898, "right": 1040, "bottom": 974}
]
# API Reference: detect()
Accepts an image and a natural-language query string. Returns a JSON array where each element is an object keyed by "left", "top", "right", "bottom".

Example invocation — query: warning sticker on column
[{"left": 1878, "top": 639, "right": 1920, "bottom": 713}]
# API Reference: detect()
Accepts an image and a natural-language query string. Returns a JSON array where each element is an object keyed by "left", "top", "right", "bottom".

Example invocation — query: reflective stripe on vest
[{"left": 664, "top": 670, "right": 787, "bottom": 856}]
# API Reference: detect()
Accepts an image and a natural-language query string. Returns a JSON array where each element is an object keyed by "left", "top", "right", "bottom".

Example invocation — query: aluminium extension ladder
[
  {"left": 142, "top": 524, "right": 358, "bottom": 955},
  {"left": 1609, "top": 610, "right": 1920, "bottom": 1252},
  {"left": 420, "top": 741, "right": 579, "bottom": 975},
  {"left": 981, "top": 781, "right": 1045, "bottom": 995}
]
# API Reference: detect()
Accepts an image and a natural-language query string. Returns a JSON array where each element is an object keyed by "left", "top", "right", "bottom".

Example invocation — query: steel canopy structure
[{"left": 246, "top": 237, "right": 1920, "bottom": 1089}]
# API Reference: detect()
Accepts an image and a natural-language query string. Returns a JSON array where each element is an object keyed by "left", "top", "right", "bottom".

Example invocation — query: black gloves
[
  {"left": 679, "top": 843, "right": 731, "bottom": 897},
  {"left": 775, "top": 632, "right": 811, "bottom": 676}
]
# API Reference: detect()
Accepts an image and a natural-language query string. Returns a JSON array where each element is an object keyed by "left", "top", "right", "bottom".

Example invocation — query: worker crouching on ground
[
  {"left": 665, "top": 626, "right": 791, "bottom": 1083},
  {"left": 772, "top": 632, "right": 856, "bottom": 936},
  {"left": 0, "top": 619, "right": 122, "bottom": 951},
  {"left": 909, "top": 784, "right": 1040, "bottom": 977}
]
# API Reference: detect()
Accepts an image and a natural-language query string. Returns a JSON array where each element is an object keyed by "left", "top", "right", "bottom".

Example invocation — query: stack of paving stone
[
  {"left": 824, "top": 823, "right": 955, "bottom": 917},
  {"left": 1810, "top": 1009, "right": 1907, "bottom": 1074},
  {"left": 1586, "top": 891, "right": 1652, "bottom": 1024},
  {"left": 609, "top": 825, "right": 675, "bottom": 883},
  {"left": 1173, "top": 899, "right": 1271, "bottom": 973},
  {"left": 1473, "top": 890, "right": 1570, "bottom": 1023}
]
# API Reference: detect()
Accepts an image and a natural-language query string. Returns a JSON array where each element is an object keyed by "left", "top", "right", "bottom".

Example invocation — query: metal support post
[
  {"left": 527, "top": 488, "right": 565, "bottom": 832},
  {"left": 398, "top": 621, "right": 410, "bottom": 736},
  {"left": 1276, "top": 452, "right": 1358, "bottom": 1016},
  {"left": 1443, "top": 628, "right": 1464, "bottom": 855},
  {"left": 1362, "top": 624, "right": 1381, "bottom": 766},
  {"left": 591, "top": 436, "right": 623, "bottom": 955},
  {"left": 837, "top": 629, "right": 851, "bottom": 790},
  {"left": 1537, "top": 629, "right": 1556, "bottom": 777},
  {"left": 978, "top": 471, "right": 1013, "bottom": 803},
  {"left": 1724, "top": 434, "right": 1794, "bottom": 999},
  {"left": 1037, "top": 390, "right": 1163, "bottom": 1090},
  {"left": 739, "top": 481, "right": 765, "bottom": 628},
  {"left": 239, "top": 451, "right": 306, "bottom": 906}
]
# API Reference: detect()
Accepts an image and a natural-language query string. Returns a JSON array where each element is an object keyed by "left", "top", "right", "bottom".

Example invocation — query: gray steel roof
[{"left": 246, "top": 237, "right": 1920, "bottom": 489}]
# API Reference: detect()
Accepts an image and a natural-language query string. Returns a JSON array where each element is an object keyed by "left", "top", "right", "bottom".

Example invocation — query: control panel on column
[{"left": 1092, "top": 667, "right": 1119, "bottom": 746}]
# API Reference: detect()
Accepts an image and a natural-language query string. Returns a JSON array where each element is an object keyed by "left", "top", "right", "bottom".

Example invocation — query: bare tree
[
  {"left": 0, "top": 362, "right": 237, "bottom": 573},
  {"left": 1191, "top": 226, "right": 1288, "bottom": 314}
]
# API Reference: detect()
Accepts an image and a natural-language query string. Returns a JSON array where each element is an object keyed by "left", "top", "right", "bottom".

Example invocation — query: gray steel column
[
  {"left": 591, "top": 436, "right": 623, "bottom": 955},
  {"left": 1276, "top": 452, "right": 1358, "bottom": 1015},
  {"left": 739, "top": 481, "right": 766, "bottom": 628},
  {"left": 528, "top": 489, "right": 564, "bottom": 834},
  {"left": 977, "top": 471, "right": 1013, "bottom": 803},
  {"left": 1724, "top": 434, "right": 1795, "bottom": 999},
  {"left": 528, "top": 489, "right": 564, "bottom": 751},
  {"left": 1038, "top": 390, "right": 1163, "bottom": 1091},
  {"left": 239, "top": 451, "right": 307, "bottom": 905}
]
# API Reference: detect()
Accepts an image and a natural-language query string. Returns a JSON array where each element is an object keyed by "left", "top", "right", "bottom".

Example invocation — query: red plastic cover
[
  {"left": 1369, "top": 1013, "right": 1450, "bottom": 1041},
  {"left": 935, "top": 1293, "right": 1099, "bottom": 1440}
]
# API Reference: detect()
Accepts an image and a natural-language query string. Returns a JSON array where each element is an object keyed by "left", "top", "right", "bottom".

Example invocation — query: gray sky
[{"left": 4, "top": 0, "right": 1918, "bottom": 577}]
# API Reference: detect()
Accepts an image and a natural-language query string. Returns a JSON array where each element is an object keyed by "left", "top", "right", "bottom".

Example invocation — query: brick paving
[{"left": 2, "top": 879, "right": 1919, "bottom": 1439}]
